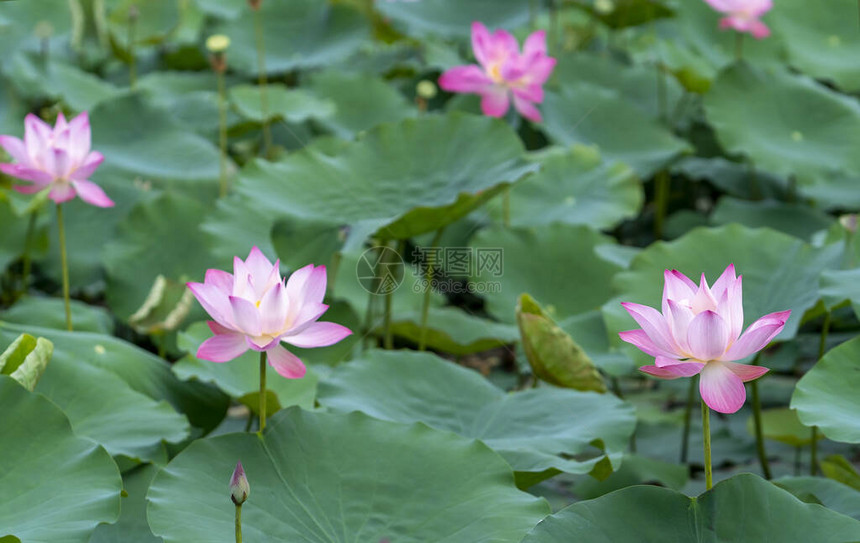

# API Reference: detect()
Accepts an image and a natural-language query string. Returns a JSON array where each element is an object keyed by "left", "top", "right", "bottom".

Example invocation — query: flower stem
[
  {"left": 734, "top": 32, "right": 744, "bottom": 61},
  {"left": 253, "top": 7, "right": 272, "bottom": 158},
  {"left": 127, "top": 7, "right": 137, "bottom": 89},
  {"left": 235, "top": 504, "right": 242, "bottom": 543},
  {"left": 811, "top": 310, "right": 831, "bottom": 475},
  {"left": 794, "top": 446, "right": 802, "bottom": 476},
  {"left": 502, "top": 188, "right": 511, "bottom": 227},
  {"left": 418, "top": 229, "right": 444, "bottom": 351},
  {"left": 217, "top": 67, "right": 229, "bottom": 198},
  {"left": 57, "top": 203, "right": 73, "bottom": 331},
  {"left": 701, "top": 399, "right": 713, "bottom": 490},
  {"left": 680, "top": 376, "right": 696, "bottom": 464},
  {"left": 19, "top": 209, "right": 38, "bottom": 297},
  {"left": 750, "top": 378, "right": 772, "bottom": 479},
  {"left": 258, "top": 350, "right": 267, "bottom": 434},
  {"left": 383, "top": 282, "right": 393, "bottom": 350},
  {"left": 653, "top": 170, "right": 669, "bottom": 239},
  {"left": 529, "top": 0, "right": 538, "bottom": 29}
]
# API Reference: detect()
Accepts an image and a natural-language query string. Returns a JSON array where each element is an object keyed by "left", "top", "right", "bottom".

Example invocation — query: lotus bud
[
  {"left": 206, "top": 34, "right": 231, "bottom": 73},
  {"left": 230, "top": 461, "right": 250, "bottom": 506}
]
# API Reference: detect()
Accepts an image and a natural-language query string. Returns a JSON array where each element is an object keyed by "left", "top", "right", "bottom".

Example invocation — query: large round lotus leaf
[
  {"left": 210, "top": 0, "right": 370, "bottom": 75},
  {"left": 487, "top": 146, "right": 643, "bottom": 230},
  {"left": 821, "top": 268, "right": 860, "bottom": 319},
  {"left": 576, "top": 0, "right": 674, "bottom": 28},
  {"left": 307, "top": 71, "right": 416, "bottom": 139},
  {"left": 777, "top": 476, "right": 860, "bottom": 522},
  {"left": 703, "top": 63, "right": 860, "bottom": 185},
  {"left": 551, "top": 53, "right": 683, "bottom": 122},
  {"left": 317, "top": 350, "right": 636, "bottom": 478},
  {"left": 792, "top": 336, "right": 860, "bottom": 444},
  {"left": 672, "top": 156, "right": 787, "bottom": 200},
  {"left": 375, "top": 0, "right": 529, "bottom": 38},
  {"left": 0, "top": 323, "right": 229, "bottom": 435},
  {"left": 229, "top": 84, "right": 334, "bottom": 124},
  {"left": 0, "top": 376, "right": 121, "bottom": 542},
  {"left": 1, "top": 297, "right": 113, "bottom": 334},
  {"left": 91, "top": 92, "right": 221, "bottom": 182},
  {"left": 103, "top": 192, "right": 223, "bottom": 321},
  {"left": 471, "top": 224, "right": 623, "bottom": 324},
  {"left": 137, "top": 72, "right": 227, "bottom": 137},
  {"left": 542, "top": 82, "right": 690, "bottom": 177},
  {"left": 90, "top": 464, "right": 161, "bottom": 543},
  {"left": 174, "top": 321, "right": 318, "bottom": 412},
  {"left": 36, "top": 357, "right": 190, "bottom": 463},
  {"left": 521, "top": 473, "right": 860, "bottom": 542},
  {"left": 710, "top": 197, "right": 834, "bottom": 241},
  {"left": 225, "top": 113, "right": 536, "bottom": 244},
  {"left": 770, "top": 0, "right": 860, "bottom": 92},
  {"left": 146, "top": 408, "right": 549, "bottom": 542},
  {"left": 5, "top": 57, "right": 119, "bottom": 111},
  {"left": 605, "top": 225, "right": 842, "bottom": 353}
]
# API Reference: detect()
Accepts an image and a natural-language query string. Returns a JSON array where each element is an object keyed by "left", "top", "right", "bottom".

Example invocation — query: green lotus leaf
[
  {"left": 542, "top": 82, "right": 690, "bottom": 177},
  {"left": 318, "top": 350, "right": 635, "bottom": 480},
  {"left": 0, "top": 322, "right": 229, "bottom": 436},
  {"left": 375, "top": 0, "right": 529, "bottom": 38},
  {"left": 0, "top": 376, "right": 121, "bottom": 542},
  {"left": 307, "top": 70, "right": 416, "bottom": 139},
  {"left": 146, "top": 408, "right": 549, "bottom": 542},
  {"left": 1, "top": 297, "right": 113, "bottom": 334},
  {"left": 521, "top": 474, "right": 860, "bottom": 542},
  {"left": 210, "top": 0, "right": 370, "bottom": 75},
  {"left": 703, "top": 63, "right": 860, "bottom": 186},
  {"left": 89, "top": 464, "right": 161, "bottom": 543},
  {"left": 776, "top": 476, "right": 860, "bottom": 522},
  {"left": 792, "top": 336, "right": 860, "bottom": 444},
  {"left": 771, "top": 0, "right": 860, "bottom": 92},
  {"left": 229, "top": 83, "right": 334, "bottom": 124},
  {"left": 211, "top": 113, "right": 537, "bottom": 249},
  {"left": 471, "top": 224, "right": 623, "bottom": 324},
  {"left": 710, "top": 197, "right": 834, "bottom": 241},
  {"left": 485, "top": 146, "right": 643, "bottom": 230}
]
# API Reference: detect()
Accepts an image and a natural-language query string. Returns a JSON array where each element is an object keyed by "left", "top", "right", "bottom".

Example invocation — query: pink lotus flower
[
  {"left": 187, "top": 247, "right": 352, "bottom": 379},
  {"left": 0, "top": 112, "right": 113, "bottom": 207},
  {"left": 619, "top": 264, "right": 790, "bottom": 413},
  {"left": 439, "top": 22, "right": 556, "bottom": 122},
  {"left": 703, "top": 0, "right": 772, "bottom": 39}
]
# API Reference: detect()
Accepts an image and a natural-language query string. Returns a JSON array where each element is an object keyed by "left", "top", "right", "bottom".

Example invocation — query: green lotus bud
[
  {"left": 230, "top": 461, "right": 250, "bottom": 506},
  {"left": 416, "top": 80, "right": 438, "bottom": 100}
]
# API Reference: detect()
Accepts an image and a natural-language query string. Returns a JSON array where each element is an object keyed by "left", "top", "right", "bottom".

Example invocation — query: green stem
[
  {"left": 19, "top": 209, "right": 38, "bottom": 296},
  {"left": 258, "top": 350, "right": 267, "bottom": 434},
  {"left": 656, "top": 61, "right": 667, "bottom": 124},
  {"left": 654, "top": 170, "right": 669, "bottom": 240},
  {"left": 418, "top": 229, "right": 445, "bottom": 351},
  {"left": 548, "top": 0, "right": 559, "bottom": 56},
  {"left": 253, "top": 7, "right": 272, "bottom": 158},
  {"left": 702, "top": 399, "right": 713, "bottom": 490},
  {"left": 811, "top": 311, "right": 831, "bottom": 475},
  {"left": 158, "top": 332, "right": 167, "bottom": 359},
  {"left": 128, "top": 8, "right": 137, "bottom": 89},
  {"left": 680, "top": 376, "right": 696, "bottom": 464},
  {"left": 811, "top": 427, "right": 818, "bottom": 475},
  {"left": 529, "top": 0, "right": 538, "bottom": 29},
  {"left": 610, "top": 376, "right": 623, "bottom": 399},
  {"left": 794, "top": 446, "right": 802, "bottom": 476},
  {"left": 235, "top": 504, "right": 242, "bottom": 543},
  {"left": 502, "top": 188, "right": 511, "bottom": 227},
  {"left": 734, "top": 32, "right": 744, "bottom": 61},
  {"left": 328, "top": 251, "right": 342, "bottom": 298},
  {"left": 57, "top": 203, "right": 73, "bottom": 331},
  {"left": 751, "top": 378, "right": 772, "bottom": 479},
  {"left": 383, "top": 270, "right": 394, "bottom": 350},
  {"left": 217, "top": 68, "right": 229, "bottom": 198}
]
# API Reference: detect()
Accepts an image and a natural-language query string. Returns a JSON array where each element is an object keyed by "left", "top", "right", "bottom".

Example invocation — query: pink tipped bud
[{"left": 230, "top": 461, "right": 250, "bottom": 505}]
